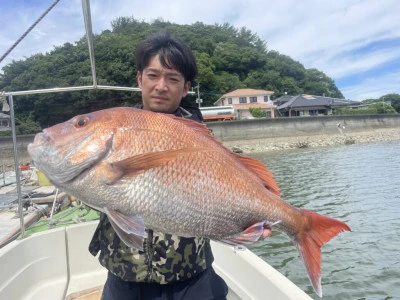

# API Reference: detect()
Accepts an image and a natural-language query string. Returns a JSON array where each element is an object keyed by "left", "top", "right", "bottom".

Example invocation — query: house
[
  {"left": 214, "top": 89, "right": 276, "bottom": 119},
  {"left": 0, "top": 113, "right": 10, "bottom": 130},
  {"left": 274, "top": 94, "right": 360, "bottom": 117}
]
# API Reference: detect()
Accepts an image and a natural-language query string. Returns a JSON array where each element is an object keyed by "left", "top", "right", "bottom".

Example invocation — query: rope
[{"left": 0, "top": 0, "right": 61, "bottom": 64}]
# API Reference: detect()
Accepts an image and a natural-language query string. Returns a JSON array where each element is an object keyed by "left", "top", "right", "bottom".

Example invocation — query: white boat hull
[{"left": 0, "top": 221, "right": 311, "bottom": 300}]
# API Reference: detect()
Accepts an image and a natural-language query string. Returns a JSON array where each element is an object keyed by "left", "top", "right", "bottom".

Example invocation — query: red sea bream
[{"left": 27, "top": 107, "right": 351, "bottom": 297}]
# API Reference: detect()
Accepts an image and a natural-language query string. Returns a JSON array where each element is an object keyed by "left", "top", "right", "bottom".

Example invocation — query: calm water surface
[{"left": 249, "top": 140, "right": 400, "bottom": 300}]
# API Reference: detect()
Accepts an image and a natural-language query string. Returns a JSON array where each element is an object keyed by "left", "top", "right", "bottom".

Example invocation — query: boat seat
[{"left": 0, "top": 221, "right": 106, "bottom": 300}]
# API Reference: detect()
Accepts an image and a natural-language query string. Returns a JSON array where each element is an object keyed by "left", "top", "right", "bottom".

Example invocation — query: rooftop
[
  {"left": 221, "top": 88, "right": 274, "bottom": 98},
  {"left": 275, "top": 94, "right": 360, "bottom": 110}
]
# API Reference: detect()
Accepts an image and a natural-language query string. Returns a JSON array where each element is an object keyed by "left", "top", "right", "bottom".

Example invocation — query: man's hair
[{"left": 135, "top": 31, "right": 197, "bottom": 83}]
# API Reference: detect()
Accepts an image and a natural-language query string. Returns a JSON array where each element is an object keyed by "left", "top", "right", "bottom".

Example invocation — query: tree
[
  {"left": 194, "top": 51, "right": 216, "bottom": 87},
  {"left": 302, "top": 69, "right": 343, "bottom": 98},
  {"left": 15, "top": 115, "right": 42, "bottom": 134},
  {"left": 214, "top": 72, "right": 245, "bottom": 95},
  {"left": 380, "top": 93, "right": 400, "bottom": 113},
  {"left": 369, "top": 102, "right": 397, "bottom": 114},
  {"left": 212, "top": 42, "right": 266, "bottom": 80},
  {"left": 249, "top": 107, "right": 266, "bottom": 118}
]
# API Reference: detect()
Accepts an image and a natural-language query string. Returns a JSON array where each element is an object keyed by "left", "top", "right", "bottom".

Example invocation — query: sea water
[{"left": 249, "top": 140, "right": 400, "bottom": 300}]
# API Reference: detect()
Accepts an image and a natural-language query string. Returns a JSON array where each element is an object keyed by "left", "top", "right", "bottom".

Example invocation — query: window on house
[
  {"left": 264, "top": 96, "right": 269, "bottom": 102},
  {"left": 239, "top": 97, "right": 247, "bottom": 103},
  {"left": 228, "top": 98, "right": 232, "bottom": 104},
  {"left": 250, "top": 97, "right": 257, "bottom": 103}
]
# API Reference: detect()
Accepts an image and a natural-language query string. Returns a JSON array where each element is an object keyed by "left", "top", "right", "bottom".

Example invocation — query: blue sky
[{"left": 1, "top": 0, "right": 399, "bottom": 101}]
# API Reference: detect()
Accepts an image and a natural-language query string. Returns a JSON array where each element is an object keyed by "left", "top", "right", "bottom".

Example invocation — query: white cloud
[
  {"left": 313, "top": 47, "right": 400, "bottom": 79},
  {"left": 0, "top": 0, "right": 84, "bottom": 66},
  {"left": 341, "top": 70, "right": 400, "bottom": 101}
]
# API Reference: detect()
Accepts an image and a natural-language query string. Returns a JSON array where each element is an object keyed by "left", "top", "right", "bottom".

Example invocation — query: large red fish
[{"left": 27, "top": 107, "right": 350, "bottom": 297}]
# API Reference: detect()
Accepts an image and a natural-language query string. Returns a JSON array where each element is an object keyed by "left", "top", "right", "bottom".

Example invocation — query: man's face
[{"left": 137, "top": 54, "right": 191, "bottom": 113}]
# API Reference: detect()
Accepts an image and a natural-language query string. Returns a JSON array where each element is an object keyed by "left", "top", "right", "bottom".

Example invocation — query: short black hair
[{"left": 135, "top": 31, "right": 197, "bottom": 83}]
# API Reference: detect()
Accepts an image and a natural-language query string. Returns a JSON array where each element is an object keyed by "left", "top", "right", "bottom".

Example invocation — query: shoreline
[
  {"left": 0, "top": 128, "right": 399, "bottom": 169},
  {"left": 221, "top": 127, "right": 400, "bottom": 153}
]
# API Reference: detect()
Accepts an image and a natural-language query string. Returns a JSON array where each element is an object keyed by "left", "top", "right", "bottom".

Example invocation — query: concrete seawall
[
  {"left": 207, "top": 114, "right": 400, "bottom": 141},
  {"left": 0, "top": 135, "right": 35, "bottom": 153},
  {"left": 0, "top": 114, "right": 399, "bottom": 151}
]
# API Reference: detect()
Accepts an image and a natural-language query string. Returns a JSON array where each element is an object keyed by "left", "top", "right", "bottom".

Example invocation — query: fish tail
[{"left": 295, "top": 209, "right": 351, "bottom": 297}]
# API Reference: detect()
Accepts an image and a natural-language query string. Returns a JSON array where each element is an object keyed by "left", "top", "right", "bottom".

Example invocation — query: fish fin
[
  {"left": 169, "top": 116, "right": 215, "bottom": 136},
  {"left": 235, "top": 155, "right": 280, "bottom": 196},
  {"left": 221, "top": 221, "right": 274, "bottom": 246},
  {"left": 295, "top": 209, "right": 351, "bottom": 297},
  {"left": 106, "top": 148, "right": 206, "bottom": 183},
  {"left": 169, "top": 115, "right": 229, "bottom": 147},
  {"left": 104, "top": 207, "right": 147, "bottom": 251}
]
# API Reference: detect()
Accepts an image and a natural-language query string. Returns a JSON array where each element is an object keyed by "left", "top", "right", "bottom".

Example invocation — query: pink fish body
[{"left": 28, "top": 107, "right": 350, "bottom": 297}]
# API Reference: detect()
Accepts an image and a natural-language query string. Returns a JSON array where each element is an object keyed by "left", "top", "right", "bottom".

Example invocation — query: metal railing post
[{"left": 8, "top": 95, "right": 25, "bottom": 239}]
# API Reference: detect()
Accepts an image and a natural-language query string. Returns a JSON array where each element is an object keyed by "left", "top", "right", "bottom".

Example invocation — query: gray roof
[
  {"left": 0, "top": 113, "right": 10, "bottom": 119},
  {"left": 275, "top": 94, "right": 360, "bottom": 110}
]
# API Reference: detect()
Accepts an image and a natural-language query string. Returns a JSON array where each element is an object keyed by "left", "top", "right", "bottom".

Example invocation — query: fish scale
[{"left": 27, "top": 107, "right": 350, "bottom": 297}]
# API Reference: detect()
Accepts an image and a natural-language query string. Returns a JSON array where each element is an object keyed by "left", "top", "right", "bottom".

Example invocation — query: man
[{"left": 89, "top": 31, "right": 228, "bottom": 300}]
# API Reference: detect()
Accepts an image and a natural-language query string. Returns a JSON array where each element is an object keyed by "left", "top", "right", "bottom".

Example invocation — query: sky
[{"left": 1, "top": 0, "right": 399, "bottom": 102}]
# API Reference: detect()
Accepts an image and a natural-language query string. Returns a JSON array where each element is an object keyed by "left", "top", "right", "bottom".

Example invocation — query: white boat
[{"left": 0, "top": 221, "right": 312, "bottom": 300}]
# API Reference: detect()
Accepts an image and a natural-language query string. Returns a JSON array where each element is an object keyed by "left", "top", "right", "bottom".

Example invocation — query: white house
[{"left": 214, "top": 89, "right": 276, "bottom": 119}]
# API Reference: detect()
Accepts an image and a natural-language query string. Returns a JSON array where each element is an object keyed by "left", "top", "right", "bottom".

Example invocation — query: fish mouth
[
  {"left": 28, "top": 130, "right": 52, "bottom": 151},
  {"left": 33, "top": 131, "right": 50, "bottom": 144},
  {"left": 27, "top": 130, "right": 52, "bottom": 161}
]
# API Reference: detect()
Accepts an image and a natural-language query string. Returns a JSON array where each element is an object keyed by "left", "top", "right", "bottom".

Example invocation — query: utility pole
[{"left": 194, "top": 84, "right": 202, "bottom": 108}]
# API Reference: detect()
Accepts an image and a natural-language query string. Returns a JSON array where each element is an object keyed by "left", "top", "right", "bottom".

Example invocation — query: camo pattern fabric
[
  {"left": 89, "top": 214, "right": 213, "bottom": 283},
  {"left": 88, "top": 105, "right": 214, "bottom": 283}
]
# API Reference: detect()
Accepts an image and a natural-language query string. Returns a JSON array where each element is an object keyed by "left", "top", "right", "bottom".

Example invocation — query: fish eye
[{"left": 75, "top": 117, "right": 90, "bottom": 128}]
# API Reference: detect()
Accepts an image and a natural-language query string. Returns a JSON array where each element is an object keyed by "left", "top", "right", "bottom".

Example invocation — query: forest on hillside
[{"left": 0, "top": 17, "right": 376, "bottom": 132}]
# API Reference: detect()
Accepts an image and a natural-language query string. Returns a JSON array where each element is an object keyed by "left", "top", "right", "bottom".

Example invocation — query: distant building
[
  {"left": 200, "top": 106, "right": 235, "bottom": 122},
  {"left": 214, "top": 89, "right": 276, "bottom": 119},
  {"left": 0, "top": 113, "right": 10, "bottom": 130},
  {"left": 274, "top": 94, "right": 360, "bottom": 117}
]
